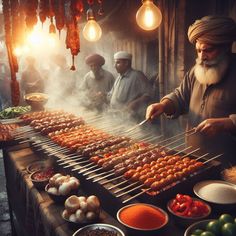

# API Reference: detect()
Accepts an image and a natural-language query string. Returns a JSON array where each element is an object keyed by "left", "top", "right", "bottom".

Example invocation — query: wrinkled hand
[
  {"left": 145, "top": 103, "right": 165, "bottom": 120},
  {"left": 195, "top": 118, "right": 233, "bottom": 137}
]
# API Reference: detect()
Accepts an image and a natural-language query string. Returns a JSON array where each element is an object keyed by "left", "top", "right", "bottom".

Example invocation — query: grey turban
[{"left": 188, "top": 15, "right": 236, "bottom": 45}]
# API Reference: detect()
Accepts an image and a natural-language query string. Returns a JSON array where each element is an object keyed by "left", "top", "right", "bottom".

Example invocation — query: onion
[
  {"left": 65, "top": 195, "right": 80, "bottom": 213},
  {"left": 75, "top": 209, "right": 86, "bottom": 223},
  {"left": 78, "top": 196, "right": 86, "bottom": 203},
  {"left": 87, "top": 195, "right": 100, "bottom": 212},
  {"left": 69, "top": 213, "right": 77, "bottom": 223},
  {"left": 86, "top": 211, "right": 97, "bottom": 221},
  {"left": 48, "top": 187, "right": 58, "bottom": 195},
  {"left": 58, "top": 182, "right": 71, "bottom": 196},
  {"left": 62, "top": 209, "right": 69, "bottom": 219},
  {"left": 80, "top": 200, "right": 88, "bottom": 212},
  {"left": 55, "top": 176, "right": 68, "bottom": 187},
  {"left": 68, "top": 178, "right": 79, "bottom": 189}
]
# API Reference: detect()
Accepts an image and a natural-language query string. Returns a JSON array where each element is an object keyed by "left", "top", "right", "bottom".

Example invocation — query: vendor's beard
[
  {"left": 91, "top": 69, "right": 102, "bottom": 80},
  {"left": 194, "top": 54, "right": 230, "bottom": 85}
]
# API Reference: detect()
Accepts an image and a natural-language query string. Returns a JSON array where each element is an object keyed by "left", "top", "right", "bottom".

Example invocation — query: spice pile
[
  {"left": 118, "top": 204, "right": 167, "bottom": 230},
  {"left": 81, "top": 228, "right": 119, "bottom": 236}
]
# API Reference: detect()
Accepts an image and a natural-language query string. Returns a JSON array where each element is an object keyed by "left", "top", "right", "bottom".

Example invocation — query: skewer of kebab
[
  {"left": 106, "top": 146, "right": 193, "bottom": 191},
  {"left": 91, "top": 147, "right": 199, "bottom": 186},
  {"left": 112, "top": 149, "right": 202, "bottom": 194},
  {"left": 61, "top": 137, "right": 131, "bottom": 169},
  {"left": 118, "top": 152, "right": 222, "bottom": 196},
  {"left": 72, "top": 139, "right": 133, "bottom": 172},
  {"left": 122, "top": 153, "right": 223, "bottom": 203}
]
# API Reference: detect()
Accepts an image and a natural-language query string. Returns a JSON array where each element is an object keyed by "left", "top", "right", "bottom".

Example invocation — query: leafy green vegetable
[{"left": 0, "top": 106, "right": 31, "bottom": 119}]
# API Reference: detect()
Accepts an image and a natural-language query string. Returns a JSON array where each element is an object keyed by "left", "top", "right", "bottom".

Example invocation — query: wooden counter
[{"left": 3, "top": 143, "right": 232, "bottom": 236}]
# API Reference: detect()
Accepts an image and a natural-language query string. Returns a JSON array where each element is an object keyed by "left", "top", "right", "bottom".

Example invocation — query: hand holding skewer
[{"left": 195, "top": 118, "right": 236, "bottom": 137}]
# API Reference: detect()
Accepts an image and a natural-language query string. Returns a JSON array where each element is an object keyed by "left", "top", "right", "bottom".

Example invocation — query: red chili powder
[{"left": 119, "top": 204, "right": 166, "bottom": 230}]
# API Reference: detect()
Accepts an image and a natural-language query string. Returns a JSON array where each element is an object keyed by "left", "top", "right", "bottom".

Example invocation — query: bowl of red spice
[
  {"left": 167, "top": 194, "right": 211, "bottom": 227},
  {"left": 117, "top": 203, "right": 168, "bottom": 235},
  {"left": 30, "top": 168, "right": 55, "bottom": 190}
]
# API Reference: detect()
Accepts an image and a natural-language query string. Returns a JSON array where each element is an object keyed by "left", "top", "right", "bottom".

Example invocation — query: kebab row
[{"left": 16, "top": 110, "right": 216, "bottom": 201}]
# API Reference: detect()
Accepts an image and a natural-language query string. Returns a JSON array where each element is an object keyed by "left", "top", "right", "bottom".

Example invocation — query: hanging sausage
[
  {"left": 39, "top": 0, "right": 50, "bottom": 26},
  {"left": 3, "top": 0, "right": 20, "bottom": 106},
  {"left": 54, "top": 0, "right": 65, "bottom": 37},
  {"left": 24, "top": 0, "right": 38, "bottom": 31}
]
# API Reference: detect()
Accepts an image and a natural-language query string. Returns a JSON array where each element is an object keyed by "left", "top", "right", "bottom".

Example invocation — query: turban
[
  {"left": 85, "top": 54, "right": 105, "bottom": 66},
  {"left": 114, "top": 51, "right": 132, "bottom": 60},
  {"left": 188, "top": 15, "right": 236, "bottom": 45}
]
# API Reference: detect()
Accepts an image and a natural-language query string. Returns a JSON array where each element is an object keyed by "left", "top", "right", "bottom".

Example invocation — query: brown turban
[
  {"left": 85, "top": 54, "right": 105, "bottom": 66},
  {"left": 188, "top": 15, "right": 236, "bottom": 45}
]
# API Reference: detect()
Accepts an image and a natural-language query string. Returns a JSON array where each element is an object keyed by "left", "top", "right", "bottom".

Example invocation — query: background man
[
  {"left": 109, "top": 51, "right": 152, "bottom": 121},
  {"left": 146, "top": 15, "right": 236, "bottom": 168},
  {"left": 79, "top": 53, "right": 115, "bottom": 111}
]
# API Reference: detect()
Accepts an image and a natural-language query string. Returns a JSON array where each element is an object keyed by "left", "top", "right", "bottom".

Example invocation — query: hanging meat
[
  {"left": 39, "top": 0, "right": 49, "bottom": 26},
  {"left": 24, "top": 0, "right": 38, "bottom": 30},
  {"left": 54, "top": 0, "right": 65, "bottom": 36},
  {"left": 64, "top": 0, "right": 81, "bottom": 70},
  {"left": 3, "top": 0, "right": 20, "bottom": 106},
  {"left": 65, "top": 21, "right": 80, "bottom": 70}
]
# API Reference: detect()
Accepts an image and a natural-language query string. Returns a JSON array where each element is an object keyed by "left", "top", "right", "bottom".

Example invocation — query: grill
[{"left": 12, "top": 110, "right": 222, "bottom": 210}]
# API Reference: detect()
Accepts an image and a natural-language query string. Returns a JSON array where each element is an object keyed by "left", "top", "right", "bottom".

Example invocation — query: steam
[{"left": 12, "top": 20, "right": 164, "bottom": 142}]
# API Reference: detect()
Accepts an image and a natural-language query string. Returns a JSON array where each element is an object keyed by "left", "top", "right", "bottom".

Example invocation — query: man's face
[
  {"left": 89, "top": 63, "right": 100, "bottom": 74},
  {"left": 195, "top": 41, "right": 222, "bottom": 66},
  {"left": 114, "top": 59, "right": 129, "bottom": 74}
]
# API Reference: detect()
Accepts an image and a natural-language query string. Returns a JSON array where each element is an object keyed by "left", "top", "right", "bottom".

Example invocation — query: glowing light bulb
[
  {"left": 83, "top": 9, "right": 102, "bottom": 42},
  {"left": 136, "top": 0, "right": 162, "bottom": 31}
]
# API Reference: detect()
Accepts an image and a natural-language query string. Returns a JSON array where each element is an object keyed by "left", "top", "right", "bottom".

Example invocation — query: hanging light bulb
[
  {"left": 82, "top": 8, "right": 102, "bottom": 42},
  {"left": 136, "top": 0, "right": 162, "bottom": 31}
]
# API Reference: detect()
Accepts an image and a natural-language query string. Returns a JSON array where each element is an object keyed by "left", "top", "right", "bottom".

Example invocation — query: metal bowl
[
  {"left": 72, "top": 223, "right": 125, "bottom": 236},
  {"left": 24, "top": 93, "right": 48, "bottom": 111},
  {"left": 117, "top": 203, "right": 168, "bottom": 235},
  {"left": 167, "top": 197, "right": 211, "bottom": 227},
  {"left": 27, "top": 160, "right": 52, "bottom": 174}
]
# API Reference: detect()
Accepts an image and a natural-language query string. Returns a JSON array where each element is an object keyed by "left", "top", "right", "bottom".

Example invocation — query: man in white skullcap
[
  {"left": 79, "top": 53, "right": 115, "bottom": 111},
  {"left": 108, "top": 51, "right": 152, "bottom": 121},
  {"left": 146, "top": 15, "right": 236, "bottom": 168}
]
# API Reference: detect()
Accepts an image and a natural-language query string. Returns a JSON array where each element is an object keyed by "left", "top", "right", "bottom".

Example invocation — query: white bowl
[{"left": 194, "top": 180, "right": 236, "bottom": 204}]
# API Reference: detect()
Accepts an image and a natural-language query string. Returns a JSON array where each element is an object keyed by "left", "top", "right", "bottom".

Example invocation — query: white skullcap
[{"left": 114, "top": 51, "right": 132, "bottom": 60}]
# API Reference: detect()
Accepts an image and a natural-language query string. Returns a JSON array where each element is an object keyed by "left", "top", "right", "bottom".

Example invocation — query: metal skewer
[
  {"left": 203, "top": 153, "right": 223, "bottom": 164},
  {"left": 106, "top": 179, "right": 128, "bottom": 190},
  {"left": 92, "top": 173, "right": 115, "bottom": 182},
  {"left": 116, "top": 184, "right": 144, "bottom": 197},
  {"left": 113, "top": 181, "right": 139, "bottom": 194},
  {"left": 79, "top": 166, "right": 101, "bottom": 174},
  {"left": 122, "top": 188, "right": 150, "bottom": 204},
  {"left": 86, "top": 170, "right": 113, "bottom": 180},
  {"left": 124, "top": 119, "right": 149, "bottom": 133},
  {"left": 100, "top": 175, "right": 123, "bottom": 185}
]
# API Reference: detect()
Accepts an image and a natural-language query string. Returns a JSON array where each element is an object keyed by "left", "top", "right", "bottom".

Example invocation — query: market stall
[{"left": 1, "top": 110, "right": 236, "bottom": 236}]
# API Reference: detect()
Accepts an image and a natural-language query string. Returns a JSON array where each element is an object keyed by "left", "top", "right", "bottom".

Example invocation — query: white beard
[{"left": 194, "top": 54, "right": 230, "bottom": 85}]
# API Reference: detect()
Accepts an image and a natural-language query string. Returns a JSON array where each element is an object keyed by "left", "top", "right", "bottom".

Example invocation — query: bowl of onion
[
  {"left": 45, "top": 173, "right": 80, "bottom": 203},
  {"left": 62, "top": 195, "right": 101, "bottom": 228},
  {"left": 30, "top": 168, "right": 55, "bottom": 190}
]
